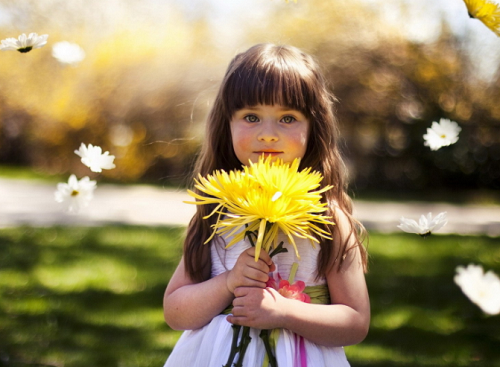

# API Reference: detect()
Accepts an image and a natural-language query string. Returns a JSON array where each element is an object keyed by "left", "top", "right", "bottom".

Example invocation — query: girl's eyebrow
[
  {"left": 240, "top": 106, "right": 302, "bottom": 113},
  {"left": 276, "top": 108, "right": 306, "bottom": 116}
]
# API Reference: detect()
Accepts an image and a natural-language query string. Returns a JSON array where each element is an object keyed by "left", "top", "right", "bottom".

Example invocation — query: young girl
[{"left": 162, "top": 43, "right": 369, "bottom": 366}]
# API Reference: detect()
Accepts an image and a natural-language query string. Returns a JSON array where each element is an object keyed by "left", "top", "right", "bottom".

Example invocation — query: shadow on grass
[
  {"left": 1, "top": 228, "right": 500, "bottom": 367},
  {"left": 0, "top": 226, "right": 183, "bottom": 367},
  {"left": 346, "top": 233, "right": 500, "bottom": 367}
]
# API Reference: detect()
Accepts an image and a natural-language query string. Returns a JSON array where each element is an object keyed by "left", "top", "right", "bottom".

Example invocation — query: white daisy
[
  {"left": 52, "top": 41, "right": 86, "bottom": 65},
  {"left": 423, "top": 118, "right": 462, "bottom": 151},
  {"left": 54, "top": 174, "right": 97, "bottom": 213},
  {"left": 397, "top": 212, "right": 448, "bottom": 237},
  {"left": 454, "top": 264, "right": 500, "bottom": 315},
  {"left": 0, "top": 33, "right": 48, "bottom": 53},
  {"left": 74, "top": 143, "right": 116, "bottom": 173}
]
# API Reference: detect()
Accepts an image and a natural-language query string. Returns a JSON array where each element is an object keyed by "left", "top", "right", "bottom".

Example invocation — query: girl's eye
[
  {"left": 244, "top": 114, "right": 259, "bottom": 123},
  {"left": 281, "top": 115, "right": 296, "bottom": 124}
]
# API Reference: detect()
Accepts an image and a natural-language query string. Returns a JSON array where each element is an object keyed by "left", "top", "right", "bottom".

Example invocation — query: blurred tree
[
  {"left": 0, "top": 0, "right": 222, "bottom": 184},
  {"left": 0, "top": 0, "right": 499, "bottom": 195}
]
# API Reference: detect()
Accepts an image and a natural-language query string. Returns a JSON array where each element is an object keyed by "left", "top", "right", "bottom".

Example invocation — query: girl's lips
[{"left": 254, "top": 151, "right": 282, "bottom": 154}]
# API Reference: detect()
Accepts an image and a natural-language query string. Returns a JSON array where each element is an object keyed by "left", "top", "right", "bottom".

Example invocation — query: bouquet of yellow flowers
[{"left": 186, "top": 156, "right": 334, "bottom": 261}]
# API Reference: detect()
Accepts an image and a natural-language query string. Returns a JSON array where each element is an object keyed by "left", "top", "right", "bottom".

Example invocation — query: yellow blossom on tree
[{"left": 186, "top": 156, "right": 334, "bottom": 261}]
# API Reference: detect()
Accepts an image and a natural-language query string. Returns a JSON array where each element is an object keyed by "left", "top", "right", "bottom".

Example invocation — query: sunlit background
[{"left": 1, "top": 0, "right": 499, "bottom": 197}]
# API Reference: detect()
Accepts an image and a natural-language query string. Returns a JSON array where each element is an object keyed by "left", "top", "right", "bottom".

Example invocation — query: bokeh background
[{"left": 1, "top": 0, "right": 500, "bottom": 197}]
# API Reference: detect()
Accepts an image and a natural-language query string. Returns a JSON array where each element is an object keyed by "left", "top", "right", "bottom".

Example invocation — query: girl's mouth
[{"left": 255, "top": 151, "right": 282, "bottom": 155}]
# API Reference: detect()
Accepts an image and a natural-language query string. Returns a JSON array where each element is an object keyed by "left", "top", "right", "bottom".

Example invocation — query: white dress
[{"left": 163, "top": 232, "right": 351, "bottom": 367}]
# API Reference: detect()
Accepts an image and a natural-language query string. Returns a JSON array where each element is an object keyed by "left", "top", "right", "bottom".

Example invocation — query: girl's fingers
[
  {"left": 243, "top": 249, "right": 274, "bottom": 277},
  {"left": 246, "top": 247, "right": 274, "bottom": 267},
  {"left": 233, "top": 287, "right": 250, "bottom": 298},
  {"left": 227, "top": 268, "right": 266, "bottom": 292},
  {"left": 227, "top": 247, "right": 275, "bottom": 292},
  {"left": 244, "top": 259, "right": 268, "bottom": 274},
  {"left": 243, "top": 267, "right": 269, "bottom": 284},
  {"left": 258, "top": 249, "right": 274, "bottom": 267},
  {"left": 242, "top": 279, "right": 266, "bottom": 288},
  {"left": 226, "top": 314, "right": 245, "bottom": 325},
  {"left": 269, "top": 262, "right": 276, "bottom": 273}
]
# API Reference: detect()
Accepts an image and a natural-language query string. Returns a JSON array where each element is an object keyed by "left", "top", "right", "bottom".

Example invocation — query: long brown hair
[{"left": 184, "top": 43, "right": 367, "bottom": 282}]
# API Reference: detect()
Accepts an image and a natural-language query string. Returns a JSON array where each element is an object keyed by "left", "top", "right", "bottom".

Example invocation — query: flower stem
[
  {"left": 234, "top": 326, "right": 252, "bottom": 367},
  {"left": 223, "top": 324, "right": 242, "bottom": 367},
  {"left": 245, "top": 228, "right": 257, "bottom": 247},
  {"left": 269, "top": 241, "right": 288, "bottom": 258},
  {"left": 260, "top": 329, "right": 278, "bottom": 367}
]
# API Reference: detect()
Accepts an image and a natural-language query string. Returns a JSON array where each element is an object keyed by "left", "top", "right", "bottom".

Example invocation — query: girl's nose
[{"left": 257, "top": 121, "right": 279, "bottom": 142}]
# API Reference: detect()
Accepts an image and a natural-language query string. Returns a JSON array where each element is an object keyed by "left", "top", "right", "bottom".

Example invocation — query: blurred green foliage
[
  {"left": 0, "top": 0, "right": 499, "bottom": 192},
  {"left": 1, "top": 226, "right": 499, "bottom": 367}
]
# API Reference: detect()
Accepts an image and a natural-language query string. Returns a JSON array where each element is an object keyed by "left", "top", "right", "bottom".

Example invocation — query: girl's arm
[
  {"left": 227, "top": 210, "right": 370, "bottom": 347},
  {"left": 163, "top": 257, "right": 233, "bottom": 330},
  {"left": 163, "top": 247, "right": 274, "bottom": 331}
]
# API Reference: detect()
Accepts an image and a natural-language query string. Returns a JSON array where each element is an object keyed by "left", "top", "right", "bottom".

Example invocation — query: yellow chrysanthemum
[
  {"left": 464, "top": 0, "right": 500, "bottom": 36},
  {"left": 186, "top": 156, "right": 334, "bottom": 261}
]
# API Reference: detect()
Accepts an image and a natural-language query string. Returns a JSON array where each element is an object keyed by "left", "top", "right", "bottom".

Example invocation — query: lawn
[{"left": 1, "top": 226, "right": 499, "bottom": 367}]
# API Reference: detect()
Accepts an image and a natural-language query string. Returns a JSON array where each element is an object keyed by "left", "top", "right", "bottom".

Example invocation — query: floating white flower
[
  {"left": 54, "top": 174, "right": 96, "bottom": 213},
  {"left": 0, "top": 33, "right": 48, "bottom": 53},
  {"left": 397, "top": 212, "right": 448, "bottom": 237},
  {"left": 74, "top": 143, "right": 116, "bottom": 173},
  {"left": 52, "top": 41, "right": 86, "bottom": 65},
  {"left": 454, "top": 264, "right": 500, "bottom": 315},
  {"left": 423, "top": 118, "right": 462, "bottom": 151}
]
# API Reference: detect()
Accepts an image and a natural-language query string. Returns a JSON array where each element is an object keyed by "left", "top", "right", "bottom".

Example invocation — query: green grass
[
  {"left": 346, "top": 233, "right": 500, "bottom": 367},
  {"left": 0, "top": 226, "right": 185, "bottom": 367},
  {"left": 1, "top": 227, "right": 499, "bottom": 367}
]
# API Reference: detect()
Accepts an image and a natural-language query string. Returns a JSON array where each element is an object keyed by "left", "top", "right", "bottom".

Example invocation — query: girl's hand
[
  {"left": 226, "top": 287, "right": 287, "bottom": 330},
  {"left": 226, "top": 247, "right": 276, "bottom": 293}
]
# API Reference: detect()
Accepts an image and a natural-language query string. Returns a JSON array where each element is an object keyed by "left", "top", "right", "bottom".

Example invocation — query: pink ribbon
[
  {"left": 293, "top": 334, "right": 307, "bottom": 367},
  {"left": 300, "top": 336, "right": 307, "bottom": 367}
]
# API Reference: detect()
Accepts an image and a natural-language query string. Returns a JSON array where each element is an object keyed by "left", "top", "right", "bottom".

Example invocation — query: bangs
[{"left": 222, "top": 48, "right": 316, "bottom": 116}]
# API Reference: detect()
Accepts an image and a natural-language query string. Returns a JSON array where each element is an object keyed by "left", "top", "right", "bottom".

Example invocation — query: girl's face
[{"left": 230, "top": 104, "right": 310, "bottom": 165}]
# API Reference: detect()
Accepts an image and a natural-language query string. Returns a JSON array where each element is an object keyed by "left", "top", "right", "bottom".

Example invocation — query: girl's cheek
[
  {"left": 234, "top": 135, "right": 250, "bottom": 151},
  {"left": 237, "top": 125, "right": 257, "bottom": 145},
  {"left": 292, "top": 132, "right": 308, "bottom": 148}
]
